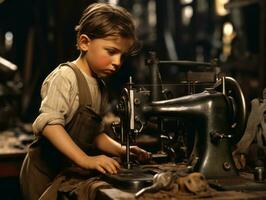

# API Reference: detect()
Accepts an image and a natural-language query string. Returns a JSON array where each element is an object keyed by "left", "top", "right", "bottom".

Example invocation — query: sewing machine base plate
[{"left": 101, "top": 165, "right": 157, "bottom": 192}]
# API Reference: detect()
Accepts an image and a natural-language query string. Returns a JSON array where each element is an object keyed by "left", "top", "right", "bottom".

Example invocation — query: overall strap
[
  {"left": 62, "top": 62, "right": 92, "bottom": 106},
  {"left": 97, "top": 78, "right": 108, "bottom": 115}
]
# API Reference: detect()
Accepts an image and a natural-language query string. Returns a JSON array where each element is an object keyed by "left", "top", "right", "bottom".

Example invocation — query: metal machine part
[
  {"left": 117, "top": 82, "right": 244, "bottom": 178},
  {"left": 102, "top": 166, "right": 156, "bottom": 192},
  {"left": 0, "top": 56, "right": 18, "bottom": 82},
  {"left": 135, "top": 171, "right": 177, "bottom": 198},
  {"left": 105, "top": 52, "right": 253, "bottom": 193},
  {"left": 114, "top": 52, "right": 247, "bottom": 179},
  {"left": 214, "top": 76, "right": 247, "bottom": 144}
]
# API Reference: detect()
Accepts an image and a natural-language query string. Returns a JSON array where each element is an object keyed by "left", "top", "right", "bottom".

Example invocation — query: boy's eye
[{"left": 106, "top": 48, "right": 117, "bottom": 55}]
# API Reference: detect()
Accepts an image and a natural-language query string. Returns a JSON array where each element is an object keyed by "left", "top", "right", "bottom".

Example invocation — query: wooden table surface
[
  {"left": 0, "top": 130, "right": 30, "bottom": 177},
  {"left": 96, "top": 163, "right": 266, "bottom": 200},
  {"left": 97, "top": 186, "right": 266, "bottom": 200},
  {"left": 0, "top": 150, "right": 26, "bottom": 177}
]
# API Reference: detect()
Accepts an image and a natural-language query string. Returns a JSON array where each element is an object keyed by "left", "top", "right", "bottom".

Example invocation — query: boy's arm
[
  {"left": 94, "top": 133, "right": 124, "bottom": 156},
  {"left": 94, "top": 133, "right": 152, "bottom": 161},
  {"left": 43, "top": 124, "right": 120, "bottom": 174}
]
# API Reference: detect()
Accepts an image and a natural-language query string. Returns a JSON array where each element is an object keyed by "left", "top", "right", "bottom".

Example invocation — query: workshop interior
[{"left": 1, "top": 0, "right": 266, "bottom": 199}]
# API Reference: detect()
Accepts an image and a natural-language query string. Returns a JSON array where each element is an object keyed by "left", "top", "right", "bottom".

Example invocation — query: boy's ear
[{"left": 78, "top": 34, "right": 91, "bottom": 51}]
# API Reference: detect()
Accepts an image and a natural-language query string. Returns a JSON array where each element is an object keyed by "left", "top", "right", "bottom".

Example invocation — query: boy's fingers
[
  {"left": 106, "top": 162, "right": 118, "bottom": 174},
  {"left": 104, "top": 165, "right": 114, "bottom": 174},
  {"left": 138, "top": 151, "right": 152, "bottom": 161},
  {"left": 111, "top": 158, "right": 120, "bottom": 169},
  {"left": 101, "top": 158, "right": 118, "bottom": 174},
  {"left": 97, "top": 166, "right": 106, "bottom": 174}
]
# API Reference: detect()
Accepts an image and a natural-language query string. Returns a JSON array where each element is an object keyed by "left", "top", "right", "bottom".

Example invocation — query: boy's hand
[
  {"left": 130, "top": 146, "right": 152, "bottom": 162},
  {"left": 85, "top": 155, "right": 120, "bottom": 174}
]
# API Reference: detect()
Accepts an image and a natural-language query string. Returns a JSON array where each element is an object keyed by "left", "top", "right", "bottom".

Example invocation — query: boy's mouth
[{"left": 104, "top": 69, "right": 116, "bottom": 75}]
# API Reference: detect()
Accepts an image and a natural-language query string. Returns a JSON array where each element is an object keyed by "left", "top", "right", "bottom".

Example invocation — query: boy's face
[{"left": 81, "top": 35, "right": 134, "bottom": 78}]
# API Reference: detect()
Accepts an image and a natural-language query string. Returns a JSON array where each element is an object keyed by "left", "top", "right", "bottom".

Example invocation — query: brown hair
[{"left": 75, "top": 3, "right": 139, "bottom": 55}]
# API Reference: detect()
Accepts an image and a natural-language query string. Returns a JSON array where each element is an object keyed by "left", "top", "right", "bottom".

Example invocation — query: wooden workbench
[
  {"left": 0, "top": 130, "right": 29, "bottom": 200},
  {"left": 97, "top": 188, "right": 266, "bottom": 200},
  {"left": 95, "top": 163, "right": 266, "bottom": 200}
]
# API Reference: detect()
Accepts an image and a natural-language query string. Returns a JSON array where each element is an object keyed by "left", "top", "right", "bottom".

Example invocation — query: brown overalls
[{"left": 19, "top": 63, "right": 108, "bottom": 200}]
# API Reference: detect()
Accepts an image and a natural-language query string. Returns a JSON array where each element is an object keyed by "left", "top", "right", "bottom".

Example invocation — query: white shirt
[{"left": 32, "top": 65, "right": 102, "bottom": 135}]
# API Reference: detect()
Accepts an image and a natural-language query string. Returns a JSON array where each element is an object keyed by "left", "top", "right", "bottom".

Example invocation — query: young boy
[{"left": 20, "top": 3, "right": 150, "bottom": 200}]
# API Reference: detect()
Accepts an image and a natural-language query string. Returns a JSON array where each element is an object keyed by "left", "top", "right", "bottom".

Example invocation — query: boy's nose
[{"left": 112, "top": 54, "right": 122, "bottom": 70}]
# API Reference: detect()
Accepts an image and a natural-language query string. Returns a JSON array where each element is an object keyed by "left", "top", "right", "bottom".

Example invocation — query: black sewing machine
[{"left": 103, "top": 52, "right": 266, "bottom": 192}]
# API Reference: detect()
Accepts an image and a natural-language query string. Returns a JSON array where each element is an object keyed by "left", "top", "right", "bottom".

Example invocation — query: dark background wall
[{"left": 0, "top": 0, "right": 265, "bottom": 122}]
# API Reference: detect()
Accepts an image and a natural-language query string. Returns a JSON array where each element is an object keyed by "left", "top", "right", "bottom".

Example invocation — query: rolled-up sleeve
[{"left": 32, "top": 67, "right": 77, "bottom": 135}]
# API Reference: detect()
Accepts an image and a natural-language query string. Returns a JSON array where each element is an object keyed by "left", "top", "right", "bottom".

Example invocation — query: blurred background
[
  {"left": 0, "top": 0, "right": 265, "bottom": 123},
  {"left": 0, "top": 0, "right": 265, "bottom": 199}
]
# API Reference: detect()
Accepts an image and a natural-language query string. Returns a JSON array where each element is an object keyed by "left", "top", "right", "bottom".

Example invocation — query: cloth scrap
[{"left": 39, "top": 167, "right": 110, "bottom": 200}]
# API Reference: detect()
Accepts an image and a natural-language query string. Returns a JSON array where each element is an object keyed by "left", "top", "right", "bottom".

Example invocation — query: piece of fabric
[
  {"left": 39, "top": 167, "right": 110, "bottom": 200},
  {"left": 138, "top": 172, "right": 215, "bottom": 200},
  {"left": 233, "top": 96, "right": 266, "bottom": 169},
  {"left": 235, "top": 99, "right": 266, "bottom": 154},
  {"left": 176, "top": 172, "right": 212, "bottom": 195}
]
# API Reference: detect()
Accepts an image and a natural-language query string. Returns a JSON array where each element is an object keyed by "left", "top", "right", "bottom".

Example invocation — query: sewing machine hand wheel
[{"left": 213, "top": 76, "right": 247, "bottom": 144}]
